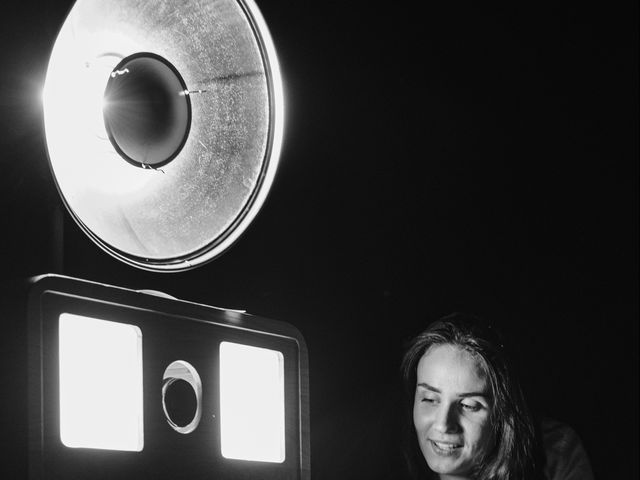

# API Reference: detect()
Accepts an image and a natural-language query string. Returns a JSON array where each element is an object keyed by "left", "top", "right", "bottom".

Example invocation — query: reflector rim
[{"left": 43, "top": 0, "right": 284, "bottom": 272}]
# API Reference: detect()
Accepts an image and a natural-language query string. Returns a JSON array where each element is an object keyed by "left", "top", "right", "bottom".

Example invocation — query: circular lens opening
[
  {"left": 163, "top": 379, "right": 198, "bottom": 428},
  {"left": 162, "top": 360, "right": 202, "bottom": 434},
  {"left": 103, "top": 52, "right": 191, "bottom": 168}
]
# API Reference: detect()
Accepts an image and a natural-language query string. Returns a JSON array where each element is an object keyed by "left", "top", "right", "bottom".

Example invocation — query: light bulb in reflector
[
  {"left": 219, "top": 342, "right": 285, "bottom": 463},
  {"left": 59, "top": 313, "right": 144, "bottom": 451}
]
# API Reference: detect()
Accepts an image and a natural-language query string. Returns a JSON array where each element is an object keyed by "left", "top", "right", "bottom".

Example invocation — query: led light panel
[
  {"left": 59, "top": 313, "right": 144, "bottom": 451},
  {"left": 220, "top": 342, "right": 285, "bottom": 463}
]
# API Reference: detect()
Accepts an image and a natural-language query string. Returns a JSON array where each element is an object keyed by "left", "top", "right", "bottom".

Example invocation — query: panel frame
[{"left": 25, "top": 274, "right": 310, "bottom": 480}]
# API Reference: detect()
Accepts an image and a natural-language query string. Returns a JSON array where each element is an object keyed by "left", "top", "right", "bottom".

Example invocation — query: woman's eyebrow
[
  {"left": 416, "top": 382, "right": 440, "bottom": 393},
  {"left": 417, "top": 382, "right": 487, "bottom": 398},
  {"left": 458, "top": 391, "right": 488, "bottom": 399}
]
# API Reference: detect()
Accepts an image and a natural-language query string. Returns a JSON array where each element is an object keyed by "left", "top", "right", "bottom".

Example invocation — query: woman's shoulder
[{"left": 540, "top": 417, "right": 594, "bottom": 480}]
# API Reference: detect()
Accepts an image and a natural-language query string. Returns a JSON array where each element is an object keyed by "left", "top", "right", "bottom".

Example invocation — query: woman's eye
[
  {"left": 460, "top": 402, "right": 481, "bottom": 412},
  {"left": 421, "top": 397, "right": 437, "bottom": 404}
]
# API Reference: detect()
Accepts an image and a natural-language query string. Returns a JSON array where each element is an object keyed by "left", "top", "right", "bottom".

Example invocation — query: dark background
[{"left": 1, "top": 1, "right": 638, "bottom": 478}]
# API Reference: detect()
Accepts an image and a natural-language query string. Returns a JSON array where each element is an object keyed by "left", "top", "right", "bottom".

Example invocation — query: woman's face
[{"left": 413, "top": 344, "right": 494, "bottom": 478}]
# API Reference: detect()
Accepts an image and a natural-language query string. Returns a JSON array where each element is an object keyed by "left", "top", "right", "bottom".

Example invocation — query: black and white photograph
[{"left": 1, "top": 1, "right": 637, "bottom": 479}]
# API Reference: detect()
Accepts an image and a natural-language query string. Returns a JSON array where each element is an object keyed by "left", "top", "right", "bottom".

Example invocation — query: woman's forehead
[{"left": 416, "top": 344, "right": 488, "bottom": 394}]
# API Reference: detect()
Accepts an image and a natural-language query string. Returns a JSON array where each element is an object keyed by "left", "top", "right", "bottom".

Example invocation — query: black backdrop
[{"left": 1, "top": 1, "right": 638, "bottom": 478}]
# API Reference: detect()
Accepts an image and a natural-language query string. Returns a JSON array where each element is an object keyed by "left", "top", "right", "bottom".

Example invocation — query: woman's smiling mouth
[{"left": 430, "top": 440, "right": 463, "bottom": 456}]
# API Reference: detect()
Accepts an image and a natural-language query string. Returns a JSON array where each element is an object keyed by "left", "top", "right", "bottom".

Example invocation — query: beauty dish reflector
[{"left": 43, "top": 0, "right": 284, "bottom": 271}]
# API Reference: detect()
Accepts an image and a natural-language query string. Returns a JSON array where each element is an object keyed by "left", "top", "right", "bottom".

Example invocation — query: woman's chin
[{"left": 424, "top": 441, "right": 470, "bottom": 475}]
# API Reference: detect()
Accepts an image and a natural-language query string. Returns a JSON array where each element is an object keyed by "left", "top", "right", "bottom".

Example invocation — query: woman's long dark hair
[{"left": 400, "top": 313, "right": 539, "bottom": 480}]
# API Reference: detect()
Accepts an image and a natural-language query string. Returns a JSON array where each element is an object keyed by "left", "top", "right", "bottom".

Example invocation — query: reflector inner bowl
[{"left": 103, "top": 53, "right": 191, "bottom": 168}]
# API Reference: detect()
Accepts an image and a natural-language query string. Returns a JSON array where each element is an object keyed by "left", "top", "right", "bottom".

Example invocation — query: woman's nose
[{"left": 433, "top": 403, "right": 461, "bottom": 433}]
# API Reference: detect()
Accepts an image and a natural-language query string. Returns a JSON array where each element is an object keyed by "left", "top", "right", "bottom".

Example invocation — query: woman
[{"left": 401, "top": 313, "right": 593, "bottom": 480}]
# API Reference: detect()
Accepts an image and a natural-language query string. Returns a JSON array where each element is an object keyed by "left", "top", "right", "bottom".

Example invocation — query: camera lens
[
  {"left": 161, "top": 361, "right": 202, "bottom": 434},
  {"left": 162, "top": 378, "right": 197, "bottom": 428}
]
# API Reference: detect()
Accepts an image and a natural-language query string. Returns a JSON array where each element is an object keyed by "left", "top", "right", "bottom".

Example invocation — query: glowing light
[
  {"left": 219, "top": 342, "right": 285, "bottom": 463},
  {"left": 59, "top": 313, "right": 144, "bottom": 451},
  {"left": 42, "top": 25, "right": 154, "bottom": 199},
  {"left": 41, "top": 0, "right": 285, "bottom": 270}
]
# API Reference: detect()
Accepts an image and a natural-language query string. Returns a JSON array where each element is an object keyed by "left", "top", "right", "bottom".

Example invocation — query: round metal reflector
[{"left": 43, "top": 0, "right": 284, "bottom": 272}]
